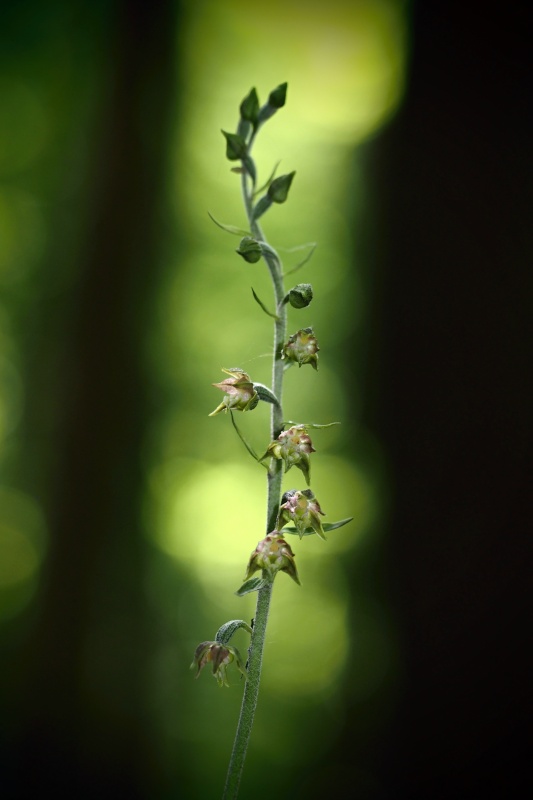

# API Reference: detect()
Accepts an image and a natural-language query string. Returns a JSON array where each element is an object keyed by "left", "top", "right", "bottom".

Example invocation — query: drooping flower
[
  {"left": 282, "top": 327, "right": 319, "bottom": 370},
  {"left": 191, "top": 641, "right": 247, "bottom": 687},
  {"left": 261, "top": 424, "right": 315, "bottom": 485},
  {"left": 277, "top": 488, "right": 326, "bottom": 539},
  {"left": 244, "top": 532, "right": 300, "bottom": 585},
  {"left": 209, "top": 368, "right": 259, "bottom": 416}
]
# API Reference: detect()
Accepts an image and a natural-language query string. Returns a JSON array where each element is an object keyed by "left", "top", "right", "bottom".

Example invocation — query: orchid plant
[{"left": 191, "top": 83, "right": 352, "bottom": 799}]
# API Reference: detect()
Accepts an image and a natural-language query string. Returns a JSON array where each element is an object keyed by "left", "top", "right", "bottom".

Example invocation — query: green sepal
[
  {"left": 235, "top": 576, "right": 268, "bottom": 596},
  {"left": 253, "top": 383, "right": 281, "bottom": 406},
  {"left": 215, "top": 619, "right": 253, "bottom": 645},
  {"left": 252, "top": 195, "right": 272, "bottom": 221},
  {"left": 240, "top": 87, "right": 260, "bottom": 125},
  {"left": 222, "top": 130, "right": 248, "bottom": 161},
  {"left": 281, "top": 517, "right": 354, "bottom": 537},
  {"left": 268, "top": 171, "right": 296, "bottom": 204}
]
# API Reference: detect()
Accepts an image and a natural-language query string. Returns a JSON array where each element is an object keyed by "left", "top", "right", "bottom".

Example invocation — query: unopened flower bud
[
  {"left": 283, "top": 328, "right": 319, "bottom": 370},
  {"left": 221, "top": 130, "right": 248, "bottom": 161},
  {"left": 244, "top": 532, "right": 300, "bottom": 585},
  {"left": 191, "top": 641, "right": 247, "bottom": 687},
  {"left": 261, "top": 424, "right": 315, "bottom": 485},
  {"left": 267, "top": 171, "right": 296, "bottom": 204},
  {"left": 268, "top": 82, "right": 287, "bottom": 109},
  {"left": 257, "top": 82, "right": 288, "bottom": 124},
  {"left": 240, "top": 87, "right": 259, "bottom": 124},
  {"left": 288, "top": 283, "right": 313, "bottom": 309},
  {"left": 236, "top": 236, "right": 262, "bottom": 263},
  {"left": 209, "top": 368, "right": 259, "bottom": 416},
  {"left": 278, "top": 488, "right": 326, "bottom": 539}
]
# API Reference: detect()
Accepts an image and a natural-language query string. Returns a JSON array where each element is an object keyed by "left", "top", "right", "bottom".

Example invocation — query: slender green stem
[{"left": 222, "top": 153, "right": 287, "bottom": 799}]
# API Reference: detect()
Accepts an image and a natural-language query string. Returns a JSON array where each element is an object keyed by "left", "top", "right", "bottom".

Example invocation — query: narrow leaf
[
  {"left": 235, "top": 577, "right": 267, "bottom": 596},
  {"left": 208, "top": 211, "right": 251, "bottom": 237},
  {"left": 284, "top": 242, "right": 317, "bottom": 276},
  {"left": 323, "top": 518, "right": 353, "bottom": 531},
  {"left": 251, "top": 287, "right": 279, "bottom": 320},
  {"left": 230, "top": 411, "right": 264, "bottom": 464},
  {"left": 281, "top": 517, "right": 353, "bottom": 537},
  {"left": 253, "top": 160, "right": 281, "bottom": 198},
  {"left": 283, "top": 420, "right": 340, "bottom": 429},
  {"left": 216, "top": 619, "right": 253, "bottom": 645}
]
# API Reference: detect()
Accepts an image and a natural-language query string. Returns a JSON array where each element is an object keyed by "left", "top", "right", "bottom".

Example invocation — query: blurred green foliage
[{"left": 0, "top": 1, "right": 407, "bottom": 797}]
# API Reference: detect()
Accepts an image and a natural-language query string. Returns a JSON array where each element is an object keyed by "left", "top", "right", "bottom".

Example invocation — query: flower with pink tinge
[
  {"left": 282, "top": 327, "right": 319, "bottom": 370},
  {"left": 244, "top": 532, "right": 300, "bottom": 585},
  {"left": 209, "top": 368, "right": 259, "bottom": 416},
  {"left": 261, "top": 424, "right": 315, "bottom": 485},
  {"left": 191, "top": 641, "right": 247, "bottom": 687},
  {"left": 277, "top": 488, "right": 326, "bottom": 539}
]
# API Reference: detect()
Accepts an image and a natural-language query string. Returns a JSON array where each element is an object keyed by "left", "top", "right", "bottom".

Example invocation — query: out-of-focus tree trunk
[
  {"left": 4, "top": 2, "right": 181, "bottom": 796},
  {"left": 325, "top": 4, "right": 532, "bottom": 799}
]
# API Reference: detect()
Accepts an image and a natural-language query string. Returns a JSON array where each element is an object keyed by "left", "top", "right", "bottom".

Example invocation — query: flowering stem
[{"left": 222, "top": 157, "right": 287, "bottom": 798}]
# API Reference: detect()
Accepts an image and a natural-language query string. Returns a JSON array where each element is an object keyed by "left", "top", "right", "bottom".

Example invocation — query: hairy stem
[{"left": 222, "top": 157, "right": 287, "bottom": 799}]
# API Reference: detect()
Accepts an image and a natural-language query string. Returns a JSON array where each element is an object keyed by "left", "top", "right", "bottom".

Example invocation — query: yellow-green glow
[
  {"left": 153, "top": 456, "right": 373, "bottom": 568},
  {"left": 150, "top": 0, "right": 405, "bottom": 744},
  {"left": 181, "top": 0, "right": 405, "bottom": 146},
  {"left": 262, "top": 572, "right": 349, "bottom": 695}
]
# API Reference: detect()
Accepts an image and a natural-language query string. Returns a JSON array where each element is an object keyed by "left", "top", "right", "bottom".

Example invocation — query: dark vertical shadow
[
  {"left": 377, "top": 5, "right": 532, "bottom": 795},
  {"left": 3, "top": 1, "right": 182, "bottom": 797},
  {"left": 328, "top": 3, "right": 532, "bottom": 798}
]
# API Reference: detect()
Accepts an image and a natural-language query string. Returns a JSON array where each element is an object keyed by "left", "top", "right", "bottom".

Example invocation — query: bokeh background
[{"left": 1, "top": 2, "right": 531, "bottom": 798}]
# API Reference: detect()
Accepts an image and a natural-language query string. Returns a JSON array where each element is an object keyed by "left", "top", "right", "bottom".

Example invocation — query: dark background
[
  {"left": 1, "top": 1, "right": 531, "bottom": 798},
  {"left": 355, "top": 3, "right": 532, "bottom": 797}
]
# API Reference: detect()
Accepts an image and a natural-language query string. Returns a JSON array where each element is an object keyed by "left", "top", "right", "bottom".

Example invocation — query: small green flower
[
  {"left": 244, "top": 532, "right": 300, "bottom": 585},
  {"left": 191, "top": 641, "right": 247, "bottom": 687},
  {"left": 277, "top": 489, "right": 326, "bottom": 539},
  {"left": 209, "top": 368, "right": 259, "bottom": 416},
  {"left": 261, "top": 424, "right": 315, "bottom": 485},
  {"left": 283, "top": 328, "right": 319, "bottom": 370}
]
